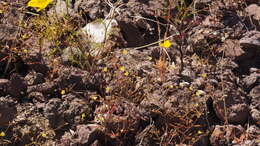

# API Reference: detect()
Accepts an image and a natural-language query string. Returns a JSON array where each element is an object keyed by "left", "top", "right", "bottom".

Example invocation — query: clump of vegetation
[{"left": 1, "top": 0, "right": 257, "bottom": 145}]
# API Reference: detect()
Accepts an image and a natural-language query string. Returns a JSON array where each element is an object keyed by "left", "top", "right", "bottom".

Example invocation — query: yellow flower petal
[
  {"left": 23, "top": 49, "right": 28, "bottom": 53},
  {"left": 195, "top": 90, "right": 206, "bottom": 97},
  {"left": 0, "top": 131, "right": 6, "bottom": 137},
  {"left": 119, "top": 66, "right": 125, "bottom": 71},
  {"left": 201, "top": 73, "right": 207, "bottom": 79},
  {"left": 168, "top": 85, "right": 174, "bottom": 88},
  {"left": 27, "top": 0, "right": 53, "bottom": 11},
  {"left": 81, "top": 113, "right": 86, "bottom": 120},
  {"left": 90, "top": 95, "right": 98, "bottom": 101},
  {"left": 105, "top": 87, "right": 110, "bottom": 93},
  {"left": 189, "top": 85, "right": 193, "bottom": 91},
  {"left": 159, "top": 40, "right": 172, "bottom": 48},
  {"left": 103, "top": 67, "right": 108, "bottom": 72},
  {"left": 41, "top": 133, "right": 47, "bottom": 138},
  {"left": 94, "top": 115, "right": 104, "bottom": 123},
  {"left": 60, "top": 90, "right": 66, "bottom": 95},
  {"left": 124, "top": 71, "right": 129, "bottom": 76},
  {"left": 121, "top": 49, "right": 128, "bottom": 55}
]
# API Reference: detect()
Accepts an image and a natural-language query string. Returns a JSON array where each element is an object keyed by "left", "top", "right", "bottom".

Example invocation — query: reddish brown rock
[
  {"left": 210, "top": 125, "right": 245, "bottom": 146},
  {"left": 222, "top": 39, "right": 245, "bottom": 57},
  {"left": 249, "top": 85, "right": 260, "bottom": 125},
  {"left": 7, "top": 73, "right": 27, "bottom": 98},
  {"left": 213, "top": 88, "right": 249, "bottom": 124},
  {"left": 240, "top": 31, "right": 260, "bottom": 48},
  {"left": 245, "top": 4, "right": 260, "bottom": 21},
  {"left": 0, "top": 97, "right": 17, "bottom": 126}
]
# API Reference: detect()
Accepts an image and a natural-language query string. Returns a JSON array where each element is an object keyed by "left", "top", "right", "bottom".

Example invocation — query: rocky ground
[{"left": 0, "top": 0, "right": 260, "bottom": 145}]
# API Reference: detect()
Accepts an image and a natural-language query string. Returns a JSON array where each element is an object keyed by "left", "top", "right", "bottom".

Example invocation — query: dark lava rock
[
  {"left": 56, "top": 66, "right": 103, "bottom": 92},
  {"left": 76, "top": 0, "right": 110, "bottom": 20},
  {"left": 0, "top": 79, "right": 9, "bottom": 95},
  {"left": 245, "top": 4, "right": 260, "bottom": 29},
  {"left": 195, "top": 0, "right": 212, "bottom": 9},
  {"left": 141, "top": 88, "right": 167, "bottom": 109},
  {"left": 240, "top": 31, "right": 260, "bottom": 48},
  {"left": 11, "top": 103, "right": 54, "bottom": 146},
  {"left": 242, "top": 72, "right": 260, "bottom": 91},
  {"left": 7, "top": 73, "right": 27, "bottom": 98},
  {"left": 94, "top": 98, "right": 149, "bottom": 145},
  {"left": 0, "top": 23, "right": 19, "bottom": 43},
  {"left": 27, "top": 66, "right": 102, "bottom": 97},
  {"left": 58, "top": 124, "right": 115, "bottom": 146},
  {"left": 213, "top": 85, "right": 249, "bottom": 124},
  {"left": 76, "top": 124, "right": 105, "bottom": 145},
  {"left": 43, "top": 95, "right": 92, "bottom": 128},
  {"left": 28, "top": 91, "right": 45, "bottom": 103},
  {"left": 210, "top": 125, "right": 245, "bottom": 146},
  {"left": 249, "top": 85, "right": 260, "bottom": 125},
  {"left": 27, "top": 81, "right": 57, "bottom": 96},
  {"left": 0, "top": 96, "right": 17, "bottom": 126},
  {"left": 221, "top": 39, "right": 245, "bottom": 58},
  {"left": 22, "top": 47, "right": 50, "bottom": 75},
  {"left": 245, "top": 0, "right": 260, "bottom": 4},
  {"left": 247, "top": 125, "right": 260, "bottom": 142},
  {"left": 43, "top": 98, "right": 68, "bottom": 128},
  {"left": 188, "top": 27, "right": 218, "bottom": 50},
  {"left": 24, "top": 71, "right": 44, "bottom": 86},
  {"left": 250, "top": 85, "right": 260, "bottom": 99}
]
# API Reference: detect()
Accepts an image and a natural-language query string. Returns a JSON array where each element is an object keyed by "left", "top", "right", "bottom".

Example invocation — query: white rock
[
  {"left": 82, "top": 19, "right": 118, "bottom": 43},
  {"left": 55, "top": 0, "right": 73, "bottom": 18}
]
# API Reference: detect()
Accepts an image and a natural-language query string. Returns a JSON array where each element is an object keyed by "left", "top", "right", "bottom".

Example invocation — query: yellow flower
[
  {"left": 60, "top": 90, "right": 66, "bottom": 95},
  {"left": 27, "top": 0, "right": 53, "bottom": 12},
  {"left": 23, "top": 49, "right": 28, "bottom": 54},
  {"left": 0, "top": 131, "right": 6, "bottom": 137},
  {"left": 195, "top": 90, "right": 206, "bottom": 97},
  {"left": 159, "top": 40, "right": 172, "bottom": 48},
  {"left": 81, "top": 113, "right": 86, "bottom": 120},
  {"left": 105, "top": 87, "right": 110, "bottom": 93},
  {"left": 189, "top": 85, "right": 193, "bottom": 91},
  {"left": 90, "top": 95, "right": 98, "bottom": 101},
  {"left": 124, "top": 71, "right": 129, "bottom": 76},
  {"left": 197, "top": 130, "right": 203, "bottom": 134},
  {"left": 201, "top": 73, "right": 207, "bottom": 79},
  {"left": 147, "top": 56, "right": 153, "bottom": 61},
  {"left": 94, "top": 115, "right": 104, "bottom": 123},
  {"left": 103, "top": 67, "right": 108, "bottom": 72},
  {"left": 121, "top": 49, "right": 128, "bottom": 55},
  {"left": 119, "top": 66, "right": 125, "bottom": 71},
  {"left": 41, "top": 133, "right": 47, "bottom": 138},
  {"left": 168, "top": 85, "right": 174, "bottom": 89}
]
